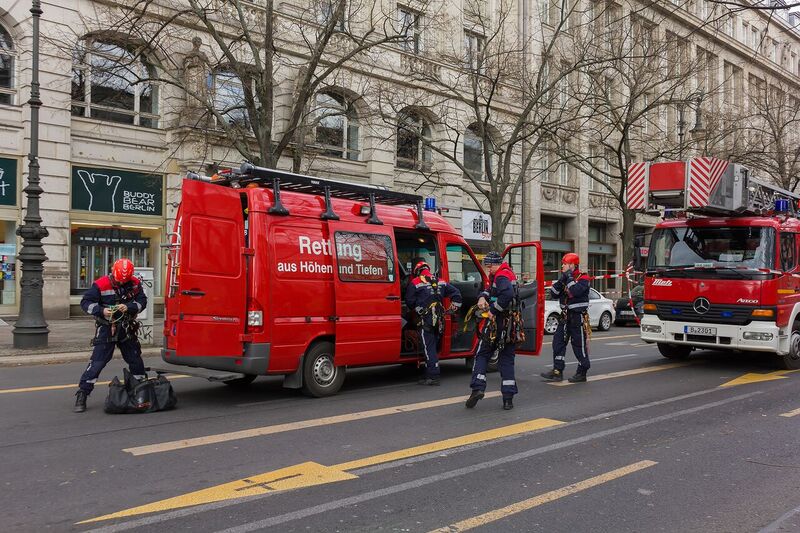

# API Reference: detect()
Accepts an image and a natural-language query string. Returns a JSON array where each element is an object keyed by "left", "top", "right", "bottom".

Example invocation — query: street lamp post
[{"left": 13, "top": 0, "right": 49, "bottom": 349}]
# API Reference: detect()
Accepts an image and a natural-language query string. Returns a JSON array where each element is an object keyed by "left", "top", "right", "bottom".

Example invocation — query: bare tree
[
  {"left": 737, "top": 78, "right": 800, "bottom": 191},
  {"left": 377, "top": 0, "right": 604, "bottom": 250},
  {"left": 63, "top": 0, "right": 426, "bottom": 171},
  {"left": 555, "top": 5, "right": 717, "bottom": 266}
]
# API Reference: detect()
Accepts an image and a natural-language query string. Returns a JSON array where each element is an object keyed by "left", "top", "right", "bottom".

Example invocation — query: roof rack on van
[{"left": 194, "top": 162, "right": 430, "bottom": 229}]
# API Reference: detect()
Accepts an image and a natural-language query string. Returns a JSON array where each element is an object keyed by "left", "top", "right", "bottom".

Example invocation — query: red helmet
[
  {"left": 112, "top": 258, "right": 135, "bottom": 284},
  {"left": 562, "top": 253, "right": 580, "bottom": 266},
  {"left": 413, "top": 261, "right": 432, "bottom": 277}
]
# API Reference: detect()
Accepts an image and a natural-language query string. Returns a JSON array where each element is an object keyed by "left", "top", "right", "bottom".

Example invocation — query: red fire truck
[
  {"left": 162, "top": 164, "right": 545, "bottom": 396},
  {"left": 628, "top": 157, "right": 800, "bottom": 369}
]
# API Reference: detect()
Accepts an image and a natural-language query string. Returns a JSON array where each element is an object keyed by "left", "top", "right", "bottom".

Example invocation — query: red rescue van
[{"left": 162, "top": 164, "right": 545, "bottom": 396}]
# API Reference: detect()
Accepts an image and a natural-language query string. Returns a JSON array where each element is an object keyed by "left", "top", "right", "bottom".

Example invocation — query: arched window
[
  {"left": 0, "top": 24, "right": 15, "bottom": 105},
  {"left": 397, "top": 111, "right": 432, "bottom": 170},
  {"left": 314, "top": 91, "right": 359, "bottom": 160},
  {"left": 464, "top": 124, "right": 491, "bottom": 180},
  {"left": 71, "top": 39, "right": 159, "bottom": 128},
  {"left": 209, "top": 70, "right": 251, "bottom": 129}
]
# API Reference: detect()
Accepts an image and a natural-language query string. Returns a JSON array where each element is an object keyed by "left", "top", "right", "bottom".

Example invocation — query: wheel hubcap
[
  {"left": 546, "top": 317, "right": 557, "bottom": 333},
  {"left": 313, "top": 354, "right": 336, "bottom": 386},
  {"left": 791, "top": 334, "right": 800, "bottom": 361},
  {"left": 602, "top": 315, "right": 610, "bottom": 329}
]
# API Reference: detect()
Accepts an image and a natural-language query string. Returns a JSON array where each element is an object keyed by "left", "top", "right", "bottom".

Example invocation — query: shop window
[
  {"left": 71, "top": 39, "right": 160, "bottom": 128},
  {"left": 540, "top": 217, "right": 566, "bottom": 240},
  {"left": 314, "top": 91, "right": 359, "bottom": 160},
  {"left": 589, "top": 223, "right": 606, "bottom": 243},
  {"left": 0, "top": 222, "right": 17, "bottom": 305},
  {"left": 71, "top": 227, "right": 154, "bottom": 295},
  {"left": 0, "top": 24, "right": 14, "bottom": 105}
]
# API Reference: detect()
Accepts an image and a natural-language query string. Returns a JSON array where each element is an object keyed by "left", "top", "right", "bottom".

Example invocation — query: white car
[{"left": 544, "top": 288, "right": 616, "bottom": 335}]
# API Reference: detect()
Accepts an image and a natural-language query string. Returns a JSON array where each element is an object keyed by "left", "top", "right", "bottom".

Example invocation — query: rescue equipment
[{"left": 104, "top": 368, "right": 177, "bottom": 414}]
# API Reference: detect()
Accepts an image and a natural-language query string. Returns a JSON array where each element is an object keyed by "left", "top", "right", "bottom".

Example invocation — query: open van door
[
  {"left": 174, "top": 179, "right": 247, "bottom": 358},
  {"left": 329, "top": 222, "right": 402, "bottom": 366},
  {"left": 502, "top": 242, "right": 545, "bottom": 356}
]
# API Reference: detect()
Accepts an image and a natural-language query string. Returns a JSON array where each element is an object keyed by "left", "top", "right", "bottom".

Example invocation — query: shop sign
[
  {"left": 71, "top": 166, "right": 163, "bottom": 216},
  {"left": 462, "top": 209, "right": 492, "bottom": 241},
  {"left": 0, "top": 158, "right": 18, "bottom": 207}
]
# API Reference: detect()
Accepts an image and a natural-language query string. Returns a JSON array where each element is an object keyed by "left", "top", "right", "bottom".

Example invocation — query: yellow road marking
[
  {"left": 333, "top": 418, "right": 564, "bottom": 471},
  {"left": 0, "top": 375, "right": 189, "bottom": 395},
  {"left": 125, "top": 392, "right": 503, "bottom": 456},
  {"left": 81, "top": 417, "right": 564, "bottom": 524},
  {"left": 780, "top": 407, "right": 800, "bottom": 417},
  {"left": 719, "top": 370, "right": 798, "bottom": 388},
  {"left": 548, "top": 362, "right": 690, "bottom": 386},
  {"left": 427, "top": 460, "right": 658, "bottom": 532}
]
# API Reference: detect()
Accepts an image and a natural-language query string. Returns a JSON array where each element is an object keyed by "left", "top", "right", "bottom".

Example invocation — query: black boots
[
  {"left": 465, "top": 390, "right": 484, "bottom": 408},
  {"left": 418, "top": 377, "right": 441, "bottom": 386},
  {"left": 540, "top": 369, "right": 563, "bottom": 382},
  {"left": 568, "top": 371, "right": 588, "bottom": 383},
  {"left": 503, "top": 397, "right": 514, "bottom": 410},
  {"left": 73, "top": 390, "right": 87, "bottom": 413}
]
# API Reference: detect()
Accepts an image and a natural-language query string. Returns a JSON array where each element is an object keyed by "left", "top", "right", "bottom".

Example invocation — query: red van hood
[{"left": 646, "top": 278, "right": 763, "bottom": 306}]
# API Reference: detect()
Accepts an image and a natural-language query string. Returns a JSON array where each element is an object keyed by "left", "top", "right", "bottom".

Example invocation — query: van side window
[
  {"left": 445, "top": 244, "right": 481, "bottom": 282},
  {"left": 334, "top": 231, "right": 396, "bottom": 283},
  {"left": 395, "top": 232, "right": 439, "bottom": 276},
  {"left": 780, "top": 233, "right": 796, "bottom": 271}
]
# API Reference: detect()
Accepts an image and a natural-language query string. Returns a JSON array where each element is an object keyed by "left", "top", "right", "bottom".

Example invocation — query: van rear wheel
[{"left": 302, "top": 342, "right": 345, "bottom": 397}]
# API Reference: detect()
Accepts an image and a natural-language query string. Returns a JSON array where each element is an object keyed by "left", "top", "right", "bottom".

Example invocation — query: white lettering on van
[{"left": 298, "top": 236, "right": 362, "bottom": 262}]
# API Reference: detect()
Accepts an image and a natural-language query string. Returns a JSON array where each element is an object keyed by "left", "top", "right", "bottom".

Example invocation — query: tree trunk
[
  {"left": 490, "top": 204, "right": 505, "bottom": 253},
  {"left": 620, "top": 208, "right": 636, "bottom": 268}
]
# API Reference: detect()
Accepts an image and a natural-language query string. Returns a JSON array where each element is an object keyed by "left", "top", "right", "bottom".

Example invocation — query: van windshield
[{"left": 648, "top": 226, "right": 775, "bottom": 271}]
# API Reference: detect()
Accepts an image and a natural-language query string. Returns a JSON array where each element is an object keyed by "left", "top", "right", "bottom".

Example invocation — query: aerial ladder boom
[{"left": 626, "top": 157, "right": 800, "bottom": 217}]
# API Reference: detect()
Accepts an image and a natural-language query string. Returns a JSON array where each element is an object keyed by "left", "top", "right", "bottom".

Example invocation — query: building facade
[{"left": 0, "top": 0, "right": 799, "bottom": 317}]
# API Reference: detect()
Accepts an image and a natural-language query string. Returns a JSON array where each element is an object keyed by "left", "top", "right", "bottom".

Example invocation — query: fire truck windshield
[{"left": 647, "top": 226, "right": 775, "bottom": 272}]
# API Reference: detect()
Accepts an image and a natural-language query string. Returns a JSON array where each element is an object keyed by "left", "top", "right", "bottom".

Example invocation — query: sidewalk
[{"left": 0, "top": 317, "right": 163, "bottom": 366}]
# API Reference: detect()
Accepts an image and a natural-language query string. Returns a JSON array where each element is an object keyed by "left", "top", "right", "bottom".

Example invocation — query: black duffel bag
[{"left": 104, "top": 368, "right": 177, "bottom": 414}]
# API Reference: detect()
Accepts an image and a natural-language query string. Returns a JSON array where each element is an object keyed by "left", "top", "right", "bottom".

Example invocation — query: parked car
[
  {"left": 544, "top": 287, "right": 616, "bottom": 335},
  {"left": 614, "top": 285, "right": 644, "bottom": 326}
]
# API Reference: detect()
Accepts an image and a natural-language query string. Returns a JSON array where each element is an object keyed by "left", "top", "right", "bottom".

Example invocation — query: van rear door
[
  {"left": 502, "top": 242, "right": 545, "bottom": 356},
  {"left": 175, "top": 179, "right": 247, "bottom": 357},
  {"left": 329, "top": 222, "right": 402, "bottom": 365}
]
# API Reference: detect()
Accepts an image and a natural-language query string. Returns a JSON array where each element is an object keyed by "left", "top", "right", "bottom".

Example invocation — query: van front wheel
[{"left": 302, "top": 342, "right": 345, "bottom": 397}]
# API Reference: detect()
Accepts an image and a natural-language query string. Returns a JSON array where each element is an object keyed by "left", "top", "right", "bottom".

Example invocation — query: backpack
[{"left": 104, "top": 368, "right": 178, "bottom": 414}]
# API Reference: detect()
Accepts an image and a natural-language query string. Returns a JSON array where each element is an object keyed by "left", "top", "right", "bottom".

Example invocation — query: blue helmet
[{"left": 483, "top": 251, "right": 503, "bottom": 265}]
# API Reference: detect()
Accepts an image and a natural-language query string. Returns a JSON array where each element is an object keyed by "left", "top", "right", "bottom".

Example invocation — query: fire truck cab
[
  {"left": 162, "top": 164, "right": 545, "bottom": 396},
  {"left": 628, "top": 157, "right": 800, "bottom": 369}
]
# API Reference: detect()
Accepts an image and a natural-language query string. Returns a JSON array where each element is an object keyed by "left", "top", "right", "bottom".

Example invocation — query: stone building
[{"left": 0, "top": 0, "right": 798, "bottom": 317}]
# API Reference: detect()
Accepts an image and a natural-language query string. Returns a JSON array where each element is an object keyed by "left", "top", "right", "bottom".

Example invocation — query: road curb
[{"left": 0, "top": 347, "right": 162, "bottom": 367}]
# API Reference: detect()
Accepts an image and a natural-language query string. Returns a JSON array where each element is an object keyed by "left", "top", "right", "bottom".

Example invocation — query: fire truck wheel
[
  {"left": 302, "top": 342, "right": 345, "bottom": 397},
  {"left": 780, "top": 329, "right": 800, "bottom": 370},
  {"left": 598, "top": 312, "right": 612, "bottom": 331},
  {"left": 223, "top": 374, "right": 257, "bottom": 388},
  {"left": 657, "top": 343, "right": 692, "bottom": 360}
]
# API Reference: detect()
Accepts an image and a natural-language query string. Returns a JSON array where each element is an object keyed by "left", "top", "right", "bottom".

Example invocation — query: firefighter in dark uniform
[
  {"left": 405, "top": 261, "right": 462, "bottom": 385},
  {"left": 541, "top": 252, "right": 592, "bottom": 383},
  {"left": 466, "top": 251, "right": 519, "bottom": 410},
  {"left": 73, "top": 258, "right": 148, "bottom": 413}
]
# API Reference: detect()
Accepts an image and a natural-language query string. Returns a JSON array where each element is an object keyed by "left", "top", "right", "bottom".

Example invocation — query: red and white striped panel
[
  {"left": 687, "top": 157, "right": 728, "bottom": 208},
  {"left": 627, "top": 162, "right": 648, "bottom": 210}
]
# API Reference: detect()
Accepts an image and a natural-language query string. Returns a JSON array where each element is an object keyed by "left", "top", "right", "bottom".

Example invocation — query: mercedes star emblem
[{"left": 693, "top": 297, "right": 711, "bottom": 314}]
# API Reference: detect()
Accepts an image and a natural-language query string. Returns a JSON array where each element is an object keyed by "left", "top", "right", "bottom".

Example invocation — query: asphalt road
[{"left": 2, "top": 328, "right": 799, "bottom": 533}]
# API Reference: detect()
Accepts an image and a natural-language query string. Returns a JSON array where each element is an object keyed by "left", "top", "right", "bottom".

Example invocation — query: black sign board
[
  {"left": 0, "top": 158, "right": 18, "bottom": 207},
  {"left": 71, "top": 166, "right": 163, "bottom": 216}
]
